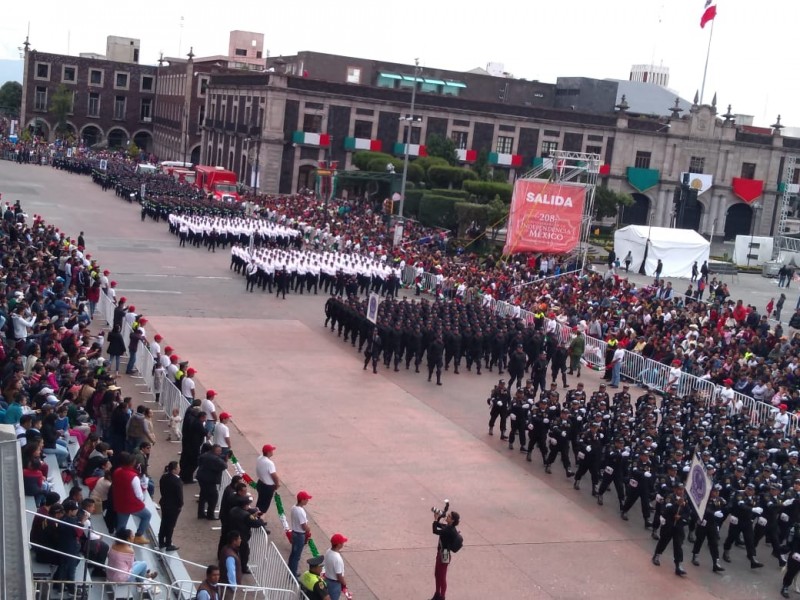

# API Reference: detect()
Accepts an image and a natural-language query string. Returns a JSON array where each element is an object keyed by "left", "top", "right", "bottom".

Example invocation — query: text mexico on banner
[{"left": 503, "top": 179, "right": 586, "bottom": 255}]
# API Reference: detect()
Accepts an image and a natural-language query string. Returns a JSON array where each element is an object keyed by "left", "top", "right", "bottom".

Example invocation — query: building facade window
[
  {"left": 741, "top": 162, "right": 756, "bottom": 179},
  {"left": 585, "top": 145, "right": 602, "bottom": 156},
  {"left": 140, "top": 98, "right": 152, "bottom": 122},
  {"left": 62, "top": 65, "right": 76, "bottom": 83},
  {"left": 451, "top": 130, "right": 469, "bottom": 150},
  {"left": 34, "top": 86, "right": 47, "bottom": 111},
  {"left": 689, "top": 156, "right": 705, "bottom": 173},
  {"left": 353, "top": 120, "right": 373, "bottom": 139},
  {"left": 346, "top": 67, "right": 361, "bottom": 84},
  {"left": 114, "top": 96, "right": 126, "bottom": 120},
  {"left": 89, "top": 69, "right": 104, "bottom": 86},
  {"left": 88, "top": 92, "right": 100, "bottom": 117},
  {"left": 634, "top": 151, "right": 652, "bottom": 169},
  {"left": 198, "top": 77, "right": 209, "bottom": 97},
  {"left": 35, "top": 62, "right": 50, "bottom": 80},
  {"left": 114, "top": 72, "right": 129, "bottom": 90},
  {"left": 303, "top": 113, "right": 322, "bottom": 133},
  {"left": 541, "top": 140, "right": 558, "bottom": 157},
  {"left": 141, "top": 75, "right": 154, "bottom": 92},
  {"left": 496, "top": 136, "right": 514, "bottom": 154}
]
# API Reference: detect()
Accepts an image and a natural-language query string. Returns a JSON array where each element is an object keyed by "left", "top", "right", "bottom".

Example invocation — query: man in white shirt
[
  {"left": 201, "top": 389, "right": 218, "bottom": 435},
  {"left": 255, "top": 444, "right": 280, "bottom": 516},
  {"left": 213, "top": 412, "right": 232, "bottom": 457},
  {"left": 288, "top": 491, "right": 312, "bottom": 577},
  {"left": 323, "top": 533, "right": 348, "bottom": 600},
  {"left": 610, "top": 346, "right": 625, "bottom": 388},
  {"left": 182, "top": 367, "right": 197, "bottom": 401}
]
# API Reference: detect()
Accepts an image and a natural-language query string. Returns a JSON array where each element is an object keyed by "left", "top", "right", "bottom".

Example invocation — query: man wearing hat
[
  {"left": 288, "top": 491, "right": 313, "bottom": 578},
  {"left": 213, "top": 412, "right": 232, "bottom": 458},
  {"left": 651, "top": 482, "right": 690, "bottom": 576},
  {"left": 722, "top": 483, "right": 764, "bottom": 568},
  {"left": 256, "top": 444, "right": 280, "bottom": 516},
  {"left": 299, "top": 555, "right": 330, "bottom": 600},
  {"left": 182, "top": 367, "right": 197, "bottom": 401},
  {"left": 486, "top": 380, "right": 510, "bottom": 439},
  {"left": 323, "top": 533, "right": 349, "bottom": 600}
]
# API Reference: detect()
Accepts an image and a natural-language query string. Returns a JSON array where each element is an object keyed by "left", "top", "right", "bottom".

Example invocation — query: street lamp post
[{"left": 398, "top": 58, "right": 421, "bottom": 220}]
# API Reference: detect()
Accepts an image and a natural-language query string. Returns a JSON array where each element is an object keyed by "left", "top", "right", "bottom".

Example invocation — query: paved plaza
[{"left": 2, "top": 161, "right": 795, "bottom": 598}]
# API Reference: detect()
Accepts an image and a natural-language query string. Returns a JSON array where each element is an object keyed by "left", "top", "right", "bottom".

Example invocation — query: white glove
[
  {"left": 577, "top": 452, "right": 585, "bottom": 460},
  {"left": 683, "top": 466, "right": 690, "bottom": 473},
  {"left": 643, "top": 471, "right": 652, "bottom": 478},
  {"left": 621, "top": 451, "right": 630, "bottom": 458},
  {"left": 543, "top": 418, "right": 549, "bottom": 424},
  {"left": 699, "top": 519, "right": 707, "bottom": 527},
  {"left": 659, "top": 517, "right": 666, "bottom": 526},
  {"left": 651, "top": 442, "right": 658, "bottom": 449},
  {"left": 785, "top": 498, "right": 795, "bottom": 507},
  {"left": 752, "top": 507, "right": 764, "bottom": 515},
  {"left": 655, "top": 494, "right": 663, "bottom": 502},
  {"left": 561, "top": 431, "right": 567, "bottom": 438},
  {"left": 604, "top": 466, "right": 614, "bottom": 475},
  {"left": 729, "top": 516, "right": 739, "bottom": 525},
  {"left": 548, "top": 438, "right": 557, "bottom": 447},
  {"left": 757, "top": 517, "right": 768, "bottom": 526},
  {"left": 510, "top": 413, "right": 517, "bottom": 421},
  {"left": 528, "top": 424, "right": 534, "bottom": 430},
  {"left": 629, "top": 479, "right": 639, "bottom": 488},
  {"left": 586, "top": 445, "right": 592, "bottom": 453},
  {"left": 599, "top": 433, "right": 605, "bottom": 438},
  {"left": 714, "top": 511, "right": 724, "bottom": 519},
  {"left": 522, "top": 404, "right": 530, "bottom": 410},
  {"left": 781, "top": 513, "right": 790, "bottom": 522},
  {"left": 496, "top": 401, "right": 504, "bottom": 407},
  {"left": 768, "top": 448, "right": 779, "bottom": 454}
]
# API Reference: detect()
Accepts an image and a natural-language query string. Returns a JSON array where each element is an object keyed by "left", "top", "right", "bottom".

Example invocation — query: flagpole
[{"left": 699, "top": 18, "right": 714, "bottom": 104}]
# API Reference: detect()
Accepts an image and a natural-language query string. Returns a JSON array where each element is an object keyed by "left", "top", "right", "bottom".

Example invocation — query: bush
[
  {"left": 418, "top": 194, "right": 459, "bottom": 232},
  {"left": 402, "top": 189, "right": 424, "bottom": 218},
  {"left": 414, "top": 156, "right": 450, "bottom": 174},
  {"left": 353, "top": 151, "right": 395, "bottom": 171},
  {"left": 367, "top": 156, "right": 404, "bottom": 174},
  {"left": 462, "top": 180, "right": 513, "bottom": 203},
  {"left": 454, "top": 202, "right": 490, "bottom": 237},
  {"left": 427, "top": 165, "right": 478, "bottom": 189},
  {"left": 429, "top": 188, "right": 469, "bottom": 200}
]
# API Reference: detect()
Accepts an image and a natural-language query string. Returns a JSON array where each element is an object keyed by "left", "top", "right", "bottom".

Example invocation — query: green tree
[
  {"left": 454, "top": 202, "right": 489, "bottom": 238},
  {"left": 462, "top": 180, "right": 513, "bottom": 203},
  {"left": 486, "top": 195, "right": 509, "bottom": 241},
  {"left": 425, "top": 133, "right": 458, "bottom": 165},
  {"left": 472, "top": 149, "right": 491, "bottom": 181},
  {"left": 50, "top": 85, "right": 73, "bottom": 134},
  {"left": 594, "top": 186, "right": 634, "bottom": 219},
  {"left": 127, "top": 141, "right": 141, "bottom": 160},
  {"left": 0, "top": 81, "right": 22, "bottom": 116}
]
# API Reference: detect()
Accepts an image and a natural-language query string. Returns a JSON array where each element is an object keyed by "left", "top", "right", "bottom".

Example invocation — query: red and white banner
[{"left": 503, "top": 179, "right": 586, "bottom": 255}]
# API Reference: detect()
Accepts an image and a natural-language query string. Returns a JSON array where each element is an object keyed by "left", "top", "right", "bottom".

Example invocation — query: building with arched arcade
[{"left": 202, "top": 52, "right": 799, "bottom": 239}]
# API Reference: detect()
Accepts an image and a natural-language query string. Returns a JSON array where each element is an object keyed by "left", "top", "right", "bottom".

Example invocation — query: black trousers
[
  {"left": 621, "top": 484, "right": 651, "bottom": 523},
  {"left": 256, "top": 481, "right": 276, "bottom": 514},
  {"left": 655, "top": 524, "right": 685, "bottom": 564},
  {"left": 159, "top": 506, "right": 181, "bottom": 547},
  {"left": 597, "top": 470, "right": 626, "bottom": 507},
  {"left": 783, "top": 555, "right": 800, "bottom": 588},
  {"left": 198, "top": 481, "right": 218, "bottom": 519},
  {"left": 692, "top": 522, "right": 720, "bottom": 560},
  {"left": 723, "top": 518, "right": 757, "bottom": 558},
  {"left": 545, "top": 440, "right": 572, "bottom": 471}
]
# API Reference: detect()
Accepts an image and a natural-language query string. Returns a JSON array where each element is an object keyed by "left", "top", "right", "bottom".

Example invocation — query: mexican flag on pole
[{"left": 700, "top": 0, "right": 717, "bottom": 28}]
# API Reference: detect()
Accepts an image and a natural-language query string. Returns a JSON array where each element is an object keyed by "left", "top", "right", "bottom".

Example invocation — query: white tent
[{"left": 614, "top": 225, "right": 710, "bottom": 278}]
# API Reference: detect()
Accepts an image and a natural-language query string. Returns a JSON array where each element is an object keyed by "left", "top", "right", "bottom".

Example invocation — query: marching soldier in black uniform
[
  {"left": 652, "top": 482, "right": 691, "bottom": 576},
  {"left": 487, "top": 380, "right": 511, "bottom": 439},
  {"left": 363, "top": 329, "right": 382, "bottom": 374},
  {"left": 530, "top": 352, "right": 548, "bottom": 398},
  {"left": 507, "top": 391, "right": 528, "bottom": 453},
  {"left": 525, "top": 399, "right": 550, "bottom": 464},
  {"left": 426, "top": 334, "right": 445, "bottom": 386},
  {"left": 544, "top": 408, "right": 574, "bottom": 477},
  {"left": 690, "top": 483, "right": 727, "bottom": 572},
  {"left": 722, "top": 483, "right": 764, "bottom": 568},
  {"left": 550, "top": 339, "right": 569, "bottom": 389},
  {"left": 597, "top": 437, "right": 628, "bottom": 509},
  {"left": 572, "top": 422, "right": 602, "bottom": 492},
  {"left": 507, "top": 344, "right": 527, "bottom": 390},
  {"left": 780, "top": 523, "right": 800, "bottom": 597},
  {"left": 621, "top": 451, "right": 655, "bottom": 527}
]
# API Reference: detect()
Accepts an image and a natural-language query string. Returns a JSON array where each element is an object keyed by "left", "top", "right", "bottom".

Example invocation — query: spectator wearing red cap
[
  {"left": 201, "top": 390, "right": 219, "bottom": 435},
  {"left": 126, "top": 323, "right": 145, "bottom": 376},
  {"left": 288, "top": 491, "right": 312, "bottom": 577},
  {"left": 124, "top": 306, "right": 137, "bottom": 329},
  {"left": 213, "top": 413, "right": 232, "bottom": 458},
  {"left": 182, "top": 367, "right": 197, "bottom": 401},
  {"left": 255, "top": 444, "right": 280, "bottom": 516},
  {"left": 720, "top": 378, "right": 735, "bottom": 414},
  {"left": 323, "top": 533, "right": 348, "bottom": 600},
  {"left": 775, "top": 404, "right": 790, "bottom": 433},
  {"left": 151, "top": 334, "right": 163, "bottom": 362},
  {"left": 166, "top": 354, "right": 180, "bottom": 381}
]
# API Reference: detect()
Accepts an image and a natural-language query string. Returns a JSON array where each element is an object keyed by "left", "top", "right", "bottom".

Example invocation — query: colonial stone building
[{"left": 202, "top": 51, "right": 800, "bottom": 239}]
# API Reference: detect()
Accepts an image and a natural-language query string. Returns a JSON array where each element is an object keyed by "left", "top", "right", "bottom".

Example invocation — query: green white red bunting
[
  {"left": 292, "top": 131, "right": 331, "bottom": 147},
  {"left": 392, "top": 143, "right": 427, "bottom": 157},
  {"left": 488, "top": 152, "right": 523, "bottom": 167},
  {"left": 344, "top": 137, "right": 382, "bottom": 151},
  {"left": 456, "top": 149, "right": 477, "bottom": 163}
]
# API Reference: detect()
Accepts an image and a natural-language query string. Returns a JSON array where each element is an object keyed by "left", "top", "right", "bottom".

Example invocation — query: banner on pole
[
  {"left": 687, "top": 451, "right": 712, "bottom": 518},
  {"left": 367, "top": 292, "right": 381, "bottom": 324},
  {"left": 503, "top": 179, "right": 586, "bottom": 255}
]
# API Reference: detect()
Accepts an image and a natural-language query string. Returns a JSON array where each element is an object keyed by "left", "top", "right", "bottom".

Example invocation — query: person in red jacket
[{"left": 112, "top": 452, "right": 151, "bottom": 544}]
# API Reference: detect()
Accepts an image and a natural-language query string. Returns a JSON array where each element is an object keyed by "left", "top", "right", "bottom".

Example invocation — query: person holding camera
[{"left": 431, "top": 509, "right": 461, "bottom": 600}]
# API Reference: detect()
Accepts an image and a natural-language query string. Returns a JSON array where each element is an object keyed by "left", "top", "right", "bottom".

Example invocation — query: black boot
[
  {"left": 573, "top": 479, "right": 580, "bottom": 490},
  {"left": 597, "top": 494, "right": 604, "bottom": 506},
  {"left": 722, "top": 551, "right": 731, "bottom": 563},
  {"left": 545, "top": 463, "right": 552, "bottom": 474},
  {"left": 651, "top": 554, "right": 660, "bottom": 566},
  {"left": 675, "top": 563, "right": 686, "bottom": 576},
  {"left": 750, "top": 558, "right": 763, "bottom": 569},
  {"left": 526, "top": 453, "right": 532, "bottom": 462},
  {"left": 712, "top": 560, "right": 725, "bottom": 573},
  {"left": 691, "top": 554, "right": 699, "bottom": 566},
  {"left": 782, "top": 587, "right": 790, "bottom": 598}
]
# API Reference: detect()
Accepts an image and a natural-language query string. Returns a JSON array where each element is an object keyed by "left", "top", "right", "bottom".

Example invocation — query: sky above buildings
[{"left": 1, "top": 0, "right": 798, "bottom": 128}]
